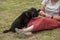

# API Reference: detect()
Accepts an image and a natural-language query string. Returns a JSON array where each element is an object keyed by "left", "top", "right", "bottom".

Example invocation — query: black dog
[{"left": 3, "top": 8, "right": 41, "bottom": 33}]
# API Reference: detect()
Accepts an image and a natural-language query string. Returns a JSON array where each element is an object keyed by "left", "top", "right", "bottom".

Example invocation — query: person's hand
[
  {"left": 39, "top": 11, "right": 46, "bottom": 17},
  {"left": 45, "top": 14, "right": 52, "bottom": 18},
  {"left": 39, "top": 11, "right": 52, "bottom": 18},
  {"left": 53, "top": 16, "right": 60, "bottom": 20},
  {"left": 37, "top": 15, "right": 43, "bottom": 18},
  {"left": 34, "top": 15, "right": 43, "bottom": 19}
]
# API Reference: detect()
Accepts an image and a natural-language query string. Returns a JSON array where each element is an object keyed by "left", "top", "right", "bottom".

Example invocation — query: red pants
[{"left": 27, "top": 17, "right": 60, "bottom": 32}]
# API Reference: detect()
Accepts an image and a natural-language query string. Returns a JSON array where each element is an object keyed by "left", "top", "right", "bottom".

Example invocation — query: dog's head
[{"left": 25, "top": 8, "right": 41, "bottom": 18}]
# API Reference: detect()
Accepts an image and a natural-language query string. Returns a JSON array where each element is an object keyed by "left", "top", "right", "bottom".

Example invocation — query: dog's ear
[
  {"left": 25, "top": 7, "right": 40, "bottom": 18},
  {"left": 29, "top": 8, "right": 38, "bottom": 17}
]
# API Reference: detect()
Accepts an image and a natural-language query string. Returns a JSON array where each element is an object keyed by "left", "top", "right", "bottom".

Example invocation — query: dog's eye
[
  {"left": 25, "top": 13, "right": 29, "bottom": 17},
  {"left": 31, "top": 13, "right": 35, "bottom": 17}
]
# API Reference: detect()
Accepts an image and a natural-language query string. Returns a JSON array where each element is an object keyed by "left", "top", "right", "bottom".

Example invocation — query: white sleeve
[
  {"left": 59, "top": 6, "right": 60, "bottom": 16},
  {"left": 59, "top": 6, "right": 60, "bottom": 11},
  {"left": 41, "top": 0, "right": 48, "bottom": 6}
]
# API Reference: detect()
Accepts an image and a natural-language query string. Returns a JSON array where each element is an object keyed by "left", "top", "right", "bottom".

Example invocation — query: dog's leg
[{"left": 3, "top": 24, "right": 16, "bottom": 33}]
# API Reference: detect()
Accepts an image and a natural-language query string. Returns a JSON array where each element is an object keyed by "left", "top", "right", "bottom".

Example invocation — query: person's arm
[
  {"left": 39, "top": 5, "right": 51, "bottom": 18},
  {"left": 40, "top": 0, "right": 48, "bottom": 12},
  {"left": 38, "top": 5, "right": 46, "bottom": 16},
  {"left": 53, "top": 16, "right": 60, "bottom": 21},
  {"left": 38, "top": 5, "right": 51, "bottom": 18},
  {"left": 40, "top": 5, "right": 45, "bottom": 12},
  {"left": 53, "top": 6, "right": 60, "bottom": 20},
  {"left": 53, "top": 11, "right": 60, "bottom": 20},
  {"left": 38, "top": 0, "right": 46, "bottom": 17},
  {"left": 38, "top": 0, "right": 52, "bottom": 18}
]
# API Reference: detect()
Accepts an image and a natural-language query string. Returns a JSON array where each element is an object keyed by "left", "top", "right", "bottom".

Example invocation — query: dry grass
[{"left": 0, "top": 0, "right": 60, "bottom": 40}]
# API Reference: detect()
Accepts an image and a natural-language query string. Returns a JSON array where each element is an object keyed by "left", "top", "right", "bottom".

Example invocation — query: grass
[{"left": 0, "top": 0, "right": 60, "bottom": 40}]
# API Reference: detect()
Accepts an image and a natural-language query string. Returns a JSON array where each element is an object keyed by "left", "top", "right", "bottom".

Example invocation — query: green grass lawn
[{"left": 0, "top": 0, "right": 60, "bottom": 40}]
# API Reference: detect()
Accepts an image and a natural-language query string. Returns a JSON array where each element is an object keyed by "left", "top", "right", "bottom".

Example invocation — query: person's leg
[
  {"left": 15, "top": 25, "right": 34, "bottom": 38},
  {"left": 23, "top": 25, "right": 34, "bottom": 32}
]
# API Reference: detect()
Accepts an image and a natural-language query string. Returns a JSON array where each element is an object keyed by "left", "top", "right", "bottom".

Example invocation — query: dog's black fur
[{"left": 3, "top": 8, "right": 41, "bottom": 33}]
